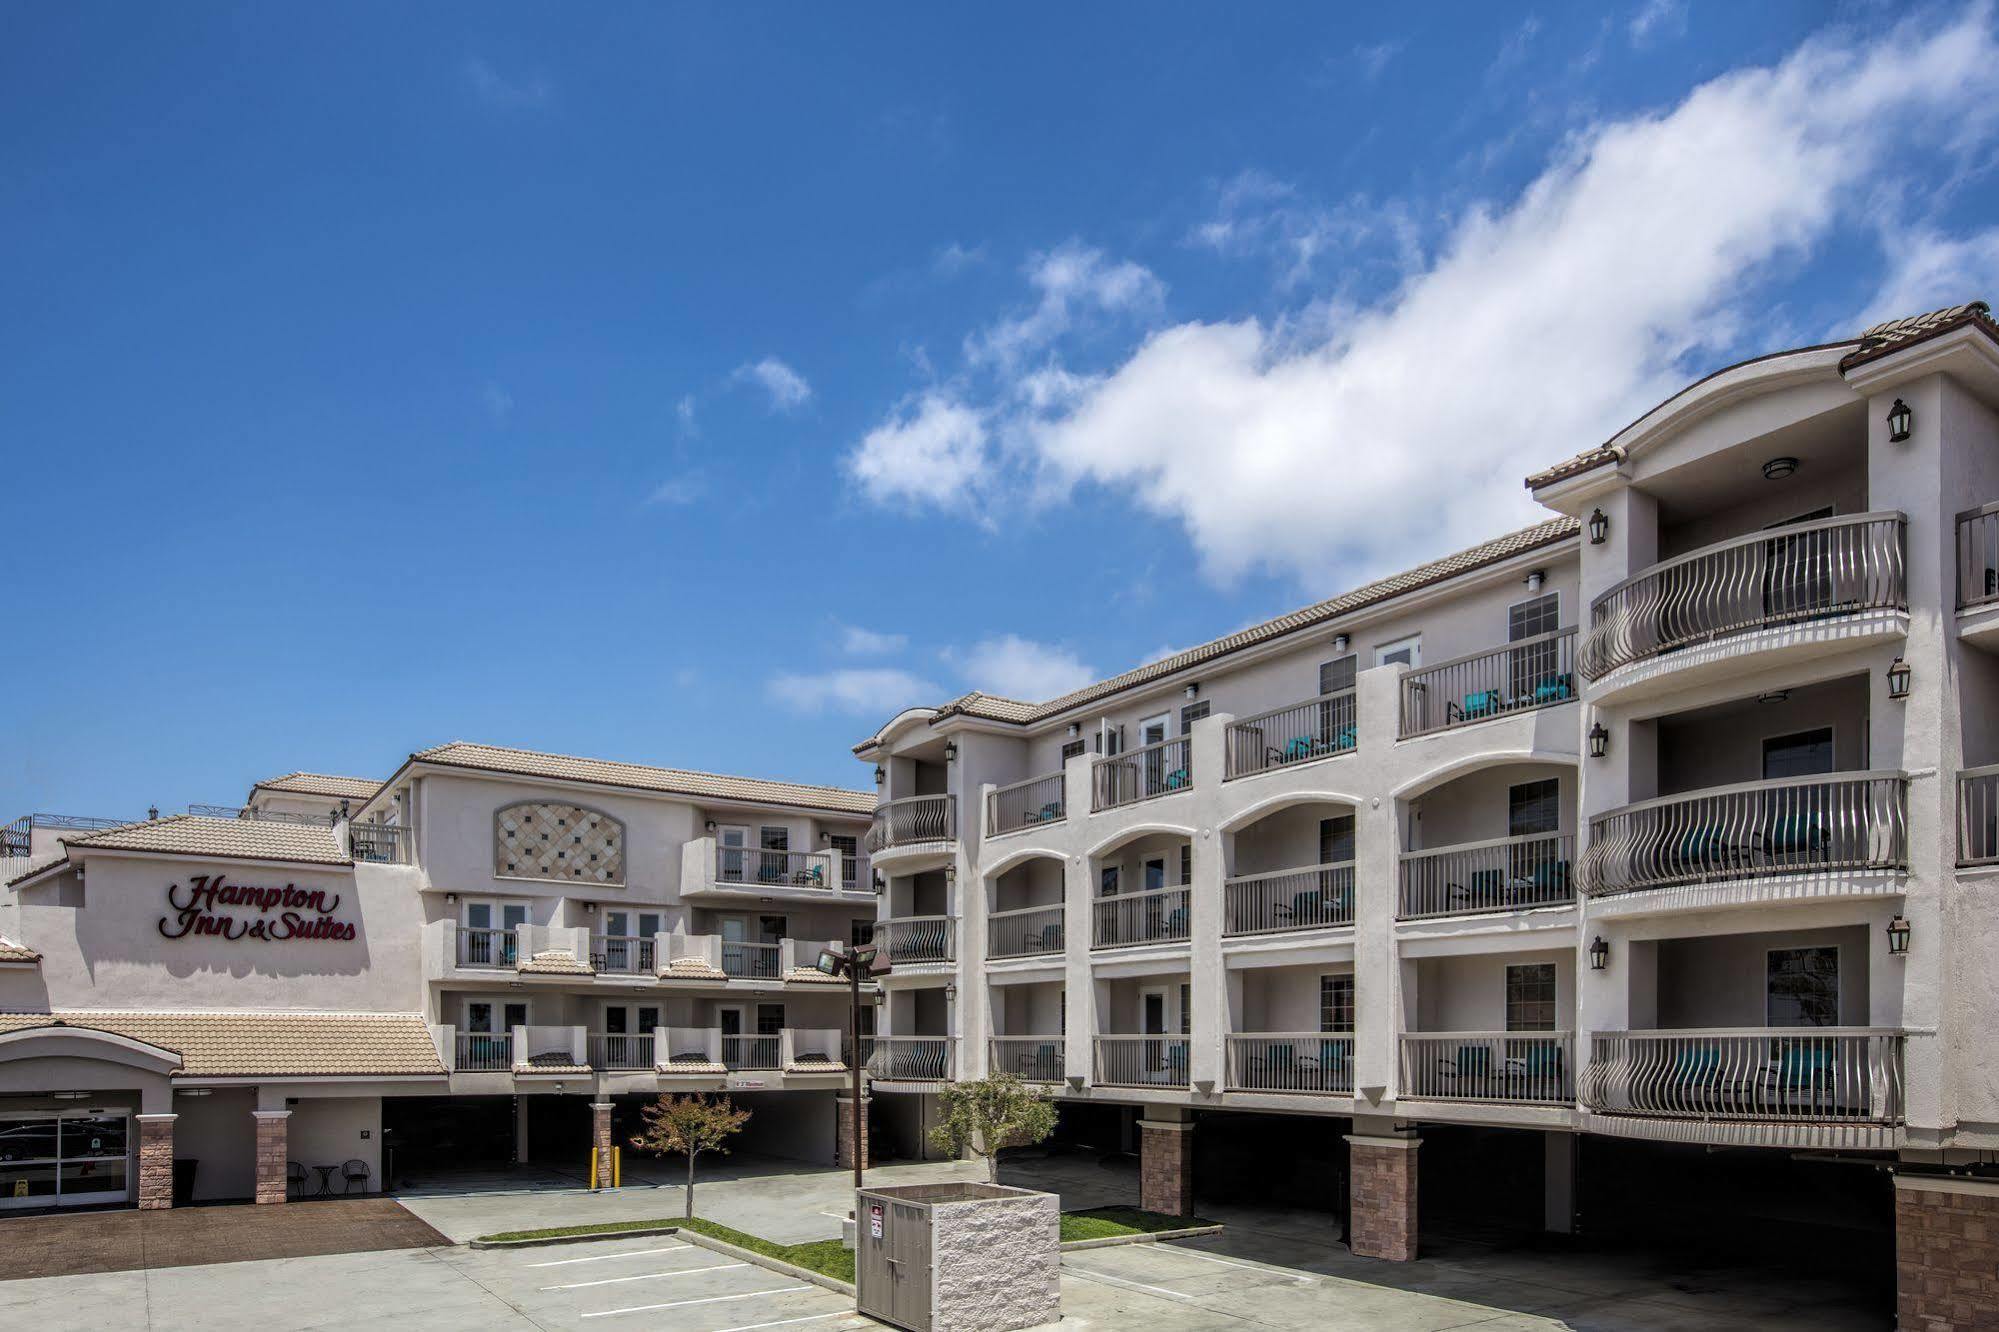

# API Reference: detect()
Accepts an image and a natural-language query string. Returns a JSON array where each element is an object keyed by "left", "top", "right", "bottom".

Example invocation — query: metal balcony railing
[
  {"left": 860, "top": 1036, "right": 954, "bottom": 1081},
  {"left": 455, "top": 1032, "right": 513, "bottom": 1072},
  {"left": 1582, "top": 1029, "right": 1904, "bottom": 1127},
  {"left": 714, "top": 845, "right": 836, "bottom": 890},
  {"left": 989, "top": 1037, "right": 1065, "bottom": 1083},
  {"left": 988, "top": 773, "right": 1065, "bottom": 836},
  {"left": 1398, "top": 832, "right": 1574, "bottom": 920},
  {"left": 987, "top": 904, "right": 1065, "bottom": 959},
  {"left": 1399, "top": 1032, "right": 1574, "bottom": 1104},
  {"left": 876, "top": 916, "right": 955, "bottom": 965},
  {"left": 350, "top": 823, "right": 414, "bottom": 864},
  {"left": 867, "top": 795, "right": 957, "bottom": 854},
  {"left": 1226, "top": 1034, "right": 1354, "bottom": 1094},
  {"left": 1399, "top": 629, "right": 1577, "bottom": 738},
  {"left": 1580, "top": 512, "right": 1907, "bottom": 679},
  {"left": 1957, "top": 501, "right": 1999, "bottom": 610},
  {"left": 592, "top": 934, "right": 656, "bottom": 974},
  {"left": 1093, "top": 1036, "right": 1190, "bottom": 1088},
  {"left": 1091, "top": 737, "right": 1192, "bottom": 811},
  {"left": 1225, "top": 690, "right": 1357, "bottom": 778},
  {"left": 722, "top": 1034, "right": 782, "bottom": 1071},
  {"left": 720, "top": 940, "right": 782, "bottom": 979},
  {"left": 589, "top": 1032, "right": 656, "bottom": 1071},
  {"left": 1092, "top": 885, "right": 1190, "bottom": 948},
  {"left": 457, "top": 928, "right": 519, "bottom": 968},
  {"left": 1579, "top": 772, "right": 1908, "bottom": 897},
  {"left": 1959, "top": 764, "right": 1999, "bottom": 866},
  {"left": 2, "top": 813, "right": 128, "bottom": 859},
  {"left": 1224, "top": 862, "right": 1354, "bottom": 936}
]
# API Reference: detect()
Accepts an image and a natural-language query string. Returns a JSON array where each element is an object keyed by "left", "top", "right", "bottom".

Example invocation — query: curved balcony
[
  {"left": 1579, "top": 512, "right": 1906, "bottom": 689},
  {"left": 1580, "top": 772, "right": 1907, "bottom": 907},
  {"left": 866, "top": 794, "right": 957, "bottom": 871},
  {"left": 875, "top": 915, "right": 955, "bottom": 966}
]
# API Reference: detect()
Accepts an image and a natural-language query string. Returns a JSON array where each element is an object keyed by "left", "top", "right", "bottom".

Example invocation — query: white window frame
[{"left": 1375, "top": 635, "right": 1421, "bottom": 668}]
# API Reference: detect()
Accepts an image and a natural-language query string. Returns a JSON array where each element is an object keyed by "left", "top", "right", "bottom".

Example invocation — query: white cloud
[
  {"left": 1354, "top": 40, "right": 1404, "bottom": 82},
  {"left": 840, "top": 625, "right": 909, "bottom": 656},
  {"left": 1629, "top": 0, "right": 1688, "bottom": 47},
  {"left": 966, "top": 241, "right": 1165, "bottom": 367},
  {"left": 675, "top": 394, "right": 699, "bottom": 437},
  {"left": 481, "top": 382, "right": 514, "bottom": 422},
  {"left": 945, "top": 634, "right": 1095, "bottom": 701},
  {"left": 465, "top": 56, "right": 551, "bottom": 110},
  {"left": 1487, "top": 16, "right": 1543, "bottom": 82},
  {"left": 768, "top": 668, "right": 940, "bottom": 715},
  {"left": 647, "top": 474, "right": 705, "bottom": 506},
  {"left": 1860, "top": 226, "right": 1999, "bottom": 325},
  {"left": 846, "top": 393, "right": 989, "bottom": 507},
  {"left": 934, "top": 242, "right": 986, "bottom": 276},
  {"left": 1191, "top": 170, "right": 1419, "bottom": 289},
  {"left": 733, "top": 357, "right": 813, "bottom": 413}
]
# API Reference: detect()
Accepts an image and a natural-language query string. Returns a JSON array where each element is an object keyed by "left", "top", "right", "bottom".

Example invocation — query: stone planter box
[{"left": 855, "top": 1182, "right": 1060, "bottom": 1332}]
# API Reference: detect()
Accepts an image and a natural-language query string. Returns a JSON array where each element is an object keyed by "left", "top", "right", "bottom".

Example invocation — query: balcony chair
[
  {"left": 1531, "top": 673, "right": 1574, "bottom": 704},
  {"left": 1503, "top": 1042, "right": 1565, "bottom": 1095},
  {"left": 1435, "top": 1043, "right": 1495, "bottom": 1093},
  {"left": 1162, "top": 906, "right": 1190, "bottom": 937},
  {"left": 1166, "top": 1042, "right": 1190, "bottom": 1085},
  {"left": 1164, "top": 768, "right": 1191, "bottom": 790},
  {"left": 1253, "top": 1042, "right": 1300, "bottom": 1088},
  {"left": 286, "top": 1160, "right": 309, "bottom": 1200},
  {"left": 1033, "top": 923, "right": 1064, "bottom": 952},
  {"left": 1757, "top": 815, "right": 1827, "bottom": 862},
  {"left": 1446, "top": 689, "right": 1502, "bottom": 724},
  {"left": 1028, "top": 801, "right": 1062, "bottom": 824},
  {"left": 1024, "top": 1042, "right": 1061, "bottom": 1079},
  {"left": 1316, "top": 1039, "right": 1351, "bottom": 1091},
  {"left": 790, "top": 865, "right": 826, "bottom": 887},
  {"left": 1760, "top": 1043, "right": 1839, "bottom": 1111}
]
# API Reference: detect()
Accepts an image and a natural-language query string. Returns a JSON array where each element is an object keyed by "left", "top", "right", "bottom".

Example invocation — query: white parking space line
[
  {"left": 527, "top": 1245, "right": 691, "bottom": 1267},
  {"left": 581, "top": 1285, "right": 810, "bottom": 1318},
  {"left": 1062, "top": 1265, "right": 1194, "bottom": 1300},
  {"left": 542, "top": 1262, "right": 744, "bottom": 1290},
  {"left": 709, "top": 1314, "right": 858, "bottom": 1332},
  {"left": 1164, "top": 1246, "right": 1317, "bottom": 1282}
]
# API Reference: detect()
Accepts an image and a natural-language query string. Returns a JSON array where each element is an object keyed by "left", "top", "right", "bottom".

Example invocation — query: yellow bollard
[
  {"left": 613, "top": 1146, "right": 621, "bottom": 1188},
  {"left": 588, "top": 1149, "right": 598, "bottom": 1191}
]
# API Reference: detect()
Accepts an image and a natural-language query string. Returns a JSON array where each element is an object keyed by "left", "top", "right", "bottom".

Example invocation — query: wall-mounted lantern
[
  {"left": 1184, "top": 682, "right": 1199, "bottom": 699},
  {"left": 1587, "top": 507, "right": 1609, "bottom": 545},
  {"left": 945, "top": 984, "right": 957, "bottom": 1001},
  {"left": 445, "top": 892, "right": 458, "bottom": 906},
  {"left": 1588, "top": 722, "right": 1609, "bottom": 759},
  {"left": 1333, "top": 632, "right": 1350, "bottom": 653},
  {"left": 1887, "top": 655, "right": 1912, "bottom": 700},
  {"left": 1887, "top": 914, "right": 1912, "bottom": 956},
  {"left": 873, "top": 765, "right": 886, "bottom": 786},
  {"left": 1589, "top": 935, "right": 1610, "bottom": 971},
  {"left": 944, "top": 742, "right": 958, "bottom": 763},
  {"left": 1066, "top": 722, "right": 1081, "bottom": 738},
  {"left": 1888, "top": 398, "right": 1913, "bottom": 444},
  {"left": 704, "top": 819, "right": 717, "bottom": 832}
]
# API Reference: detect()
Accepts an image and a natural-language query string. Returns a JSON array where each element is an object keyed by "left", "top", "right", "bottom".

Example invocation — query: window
[
  {"left": 1319, "top": 975, "right": 1354, "bottom": 1033},
  {"left": 1061, "top": 739, "right": 1086, "bottom": 761},
  {"left": 1180, "top": 700, "right": 1211, "bottom": 731},
  {"left": 1768, "top": 947, "right": 1839, "bottom": 1026},
  {"left": 1763, "top": 728, "right": 1835, "bottom": 780},
  {"left": 1179, "top": 983, "right": 1191, "bottom": 1035},
  {"left": 755, "top": 1003, "right": 785, "bottom": 1036},
  {"left": 1508, "top": 780, "right": 1561, "bottom": 837},
  {"left": 1506, "top": 963, "right": 1557, "bottom": 1032},
  {"left": 1375, "top": 635, "right": 1420, "bottom": 668},
  {"left": 1509, "top": 592, "right": 1560, "bottom": 641},
  {"left": 1099, "top": 865, "right": 1121, "bottom": 897},
  {"left": 850, "top": 918, "right": 875, "bottom": 947},
  {"left": 494, "top": 802, "right": 624, "bottom": 884},
  {"left": 1144, "top": 858, "right": 1166, "bottom": 892},
  {"left": 829, "top": 833, "right": 859, "bottom": 889},
  {"left": 1507, "top": 592, "right": 1564, "bottom": 698},
  {"left": 757, "top": 826, "right": 790, "bottom": 883},
  {"left": 1319, "top": 655, "right": 1357, "bottom": 695},
  {"left": 1319, "top": 815, "right": 1355, "bottom": 864}
]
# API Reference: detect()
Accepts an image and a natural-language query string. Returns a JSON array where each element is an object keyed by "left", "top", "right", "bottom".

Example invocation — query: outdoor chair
[
  {"left": 1029, "top": 801, "right": 1062, "bottom": 824},
  {"left": 1256, "top": 1042, "right": 1299, "bottom": 1088},
  {"left": 1164, "top": 768, "right": 1191, "bottom": 790},
  {"left": 286, "top": 1160, "right": 309, "bottom": 1199},
  {"left": 1531, "top": 673, "right": 1574, "bottom": 704},
  {"left": 1504, "top": 1044, "right": 1566, "bottom": 1097},
  {"left": 340, "top": 1158, "right": 370, "bottom": 1193},
  {"left": 1034, "top": 924, "right": 1064, "bottom": 951},
  {"left": 1436, "top": 1043, "right": 1495, "bottom": 1092}
]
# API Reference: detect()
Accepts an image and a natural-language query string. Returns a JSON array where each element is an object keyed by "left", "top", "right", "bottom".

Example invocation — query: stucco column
[
  {"left": 252, "top": 1109, "right": 291, "bottom": 1204},
  {"left": 960, "top": 782, "right": 996, "bottom": 1082},
  {"left": 1188, "top": 711, "right": 1230, "bottom": 1090},
  {"left": 136, "top": 1112, "right": 176, "bottom": 1210},
  {"left": 1345, "top": 1132, "right": 1419, "bottom": 1260},
  {"left": 1062, "top": 752, "right": 1095, "bottom": 1088},
  {"left": 1352, "top": 665, "right": 1403, "bottom": 1103}
]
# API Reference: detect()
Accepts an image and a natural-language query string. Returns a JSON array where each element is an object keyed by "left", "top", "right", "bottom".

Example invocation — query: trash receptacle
[
  {"left": 171, "top": 1158, "right": 198, "bottom": 1206},
  {"left": 854, "top": 1182, "right": 1059, "bottom": 1332}
]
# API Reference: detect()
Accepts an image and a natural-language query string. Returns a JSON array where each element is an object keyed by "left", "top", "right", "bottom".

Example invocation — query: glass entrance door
[{"left": 0, "top": 1109, "right": 131, "bottom": 1209}]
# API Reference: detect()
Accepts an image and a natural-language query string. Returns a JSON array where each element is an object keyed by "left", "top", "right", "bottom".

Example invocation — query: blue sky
[{"left": 6, "top": 1, "right": 1999, "bottom": 815}]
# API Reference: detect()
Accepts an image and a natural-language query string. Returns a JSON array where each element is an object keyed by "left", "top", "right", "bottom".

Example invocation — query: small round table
[{"left": 312, "top": 1164, "right": 340, "bottom": 1197}]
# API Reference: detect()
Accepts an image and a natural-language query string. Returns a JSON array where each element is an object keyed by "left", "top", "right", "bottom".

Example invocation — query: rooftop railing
[
  {"left": 987, "top": 904, "right": 1065, "bottom": 959},
  {"left": 1092, "top": 736, "right": 1193, "bottom": 811},
  {"left": 1226, "top": 1034, "right": 1354, "bottom": 1094},
  {"left": 1957, "top": 501, "right": 1999, "bottom": 610},
  {"left": 2, "top": 813, "right": 130, "bottom": 858},
  {"left": 1225, "top": 689, "right": 1357, "bottom": 779},
  {"left": 1580, "top": 512, "right": 1906, "bottom": 679},
  {"left": 1224, "top": 862, "right": 1354, "bottom": 936},
  {"left": 988, "top": 773, "right": 1066, "bottom": 837},
  {"left": 1092, "top": 885, "right": 1190, "bottom": 948},
  {"left": 1094, "top": 1036, "right": 1190, "bottom": 1089},
  {"left": 1399, "top": 628, "right": 1577, "bottom": 738},
  {"left": 1398, "top": 832, "right": 1574, "bottom": 920},
  {"left": 1399, "top": 1032, "right": 1573, "bottom": 1104},
  {"left": 1579, "top": 772, "right": 1907, "bottom": 898},
  {"left": 866, "top": 794, "right": 956, "bottom": 855},
  {"left": 1582, "top": 1029, "right": 1904, "bottom": 1128},
  {"left": 989, "top": 1037, "right": 1064, "bottom": 1083},
  {"left": 1960, "top": 764, "right": 1999, "bottom": 866}
]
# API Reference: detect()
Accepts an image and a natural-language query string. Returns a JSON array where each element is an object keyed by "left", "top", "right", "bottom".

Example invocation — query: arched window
[{"left": 494, "top": 803, "right": 625, "bottom": 884}]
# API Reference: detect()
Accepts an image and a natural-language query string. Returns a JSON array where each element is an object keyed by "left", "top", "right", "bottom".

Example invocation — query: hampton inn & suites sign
[{"left": 157, "top": 873, "right": 357, "bottom": 943}]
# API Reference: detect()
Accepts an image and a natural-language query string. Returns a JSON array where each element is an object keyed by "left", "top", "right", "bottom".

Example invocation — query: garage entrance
[{"left": 381, "top": 1096, "right": 514, "bottom": 1188}]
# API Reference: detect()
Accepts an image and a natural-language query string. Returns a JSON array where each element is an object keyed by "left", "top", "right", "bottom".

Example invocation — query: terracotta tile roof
[
  {"left": 659, "top": 1055, "right": 726, "bottom": 1075},
  {"left": 786, "top": 1056, "right": 848, "bottom": 1073},
  {"left": 0, "top": 1011, "right": 444, "bottom": 1077},
  {"left": 409, "top": 742, "right": 875, "bottom": 817},
  {"left": 252, "top": 772, "right": 383, "bottom": 801},
  {"left": 517, "top": 1053, "right": 590, "bottom": 1074},
  {"left": 57, "top": 815, "right": 351, "bottom": 867},
  {"left": 785, "top": 967, "right": 843, "bottom": 985},
  {"left": 0, "top": 938, "right": 40, "bottom": 964},
  {"left": 518, "top": 949, "right": 593, "bottom": 976},
  {"left": 659, "top": 957, "right": 727, "bottom": 981},
  {"left": 857, "top": 517, "right": 1578, "bottom": 747}
]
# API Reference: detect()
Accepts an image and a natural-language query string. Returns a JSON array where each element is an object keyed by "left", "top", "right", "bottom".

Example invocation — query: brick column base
[
  {"left": 253, "top": 1110, "right": 291, "bottom": 1204},
  {"left": 1896, "top": 1175, "right": 1999, "bottom": 1329},
  {"left": 137, "top": 1113, "right": 176, "bottom": 1210},
  {"left": 836, "top": 1095, "right": 869, "bottom": 1169},
  {"left": 1139, "top": 1119, "right": 1195, "bottom": 1217},
  {"left": 1346, "top": 1134, "right": 1419, "bottom": 1261},
  {"left": 591, "top": 1101, "right": 615, "bottom": 1185}
]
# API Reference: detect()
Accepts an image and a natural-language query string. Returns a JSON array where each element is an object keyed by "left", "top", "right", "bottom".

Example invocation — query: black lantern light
[
  {"left": 1887, "top": 655, "right": 1912, "bottom": 700},
  {"left": 873, "top": 764, "right": 885, "bottom": 786},
  {"left": 1587, "top": 507, "right": 1609, "bottom": 545},
  {"left": 1887, "top": 398, "right": 1913, "bottom": 444},
  {"left": 1588, "top": 721, "right": 1609, "bottom": 759},
  {"left": 944, "top": 742, "right": 958, "bottom": 762},
  {"left": 1887, "top": 914, "right": 1912, "bottom": 956},
  {"left": 1589, "top": 935, "right": 1610, "bottom": 971}
]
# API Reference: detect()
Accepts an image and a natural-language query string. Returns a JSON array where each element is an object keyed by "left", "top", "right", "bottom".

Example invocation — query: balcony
[
  {"left": 1092, "top": 885, "right": 1190, "bottom": 949},
  {"left": 1091, "top": 737, "right": 1192, "bottom": 812},
  {"left": 1582, "top": 1028, "right": 1904, "bottom": 1146},
  {"left": 1958, "top": 501, "right": 1999, "bottom": 615},
  {"left": 682, "top": 840, "right": 868, "bottom": 905},
  {"left": 1579, "top": 512, "right": 1907, "bottom": 689},
  {"left": 454, "top": 1031, "right": 513, "bottom": 1072},
  {"left": 1224, "top": 862, "right": 1354, "bottom": 936},
  {"left": 875, "top": 915, "right": 956, "bottom": 966},
  {"left": 659, "top": 1027, "right": 724, "bottom": 1073},
  {"left": 989, "top": 1037, "right": 1064, "bottom": 1083},
  {"left": 1224, "top": 690, "right": 1356, "bottom": 779},
  {"left": 591, "top": 934, "right": 656, "bottom": 975},
  {"left": 1398, "top": 833, "right": 1574, "bottom": 921},
  {"left": 456, "top": 927, "right": 520, "bottom": 969},
  {"left": 721, "top": 940, "right": 783, "bottom": 979},
  {"left": 867, "top": 794, "right": 956, "bottom": 855},
  {"left": 1398, "top": 1032, "right": 1573, "bottom": 1105},
  {"left": 988, "top": 773, "right": 1065, "bottom": 837},
  {"left": 1093, "top": 1035, "right": 1190, "bottom": 1089},
  {"left": 1960, "top": 765, "right": 1999, "bottom": 866},
  {"left": 349, "top": 822, "right": 415, "bottom": 865},
  {"left": 1580, "top": 772, "right": 1908, "bottom": 905},
  {"left": 588, "top": 1032, "right": 656, "bottom": 1071},
  {"left": 722, "top": 1033, "right": 783, "bottom": 1071},
  {"left": 987, "top": 905, "right": 1064, "bottom": 960},
  {"left": 861, "top": 1036, "right": 955, "bottom": 1082},
  {"left": 1399, "top": 629, "right": 1577, "bottom": 738},
  {"left": 1225, "top": 1034, "right": 1353, "bottom": 1094}
]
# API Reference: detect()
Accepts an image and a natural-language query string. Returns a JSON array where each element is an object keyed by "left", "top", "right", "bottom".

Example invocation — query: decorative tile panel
[{"left": 495, "top": 802, "right": 625, "bottom": 884}]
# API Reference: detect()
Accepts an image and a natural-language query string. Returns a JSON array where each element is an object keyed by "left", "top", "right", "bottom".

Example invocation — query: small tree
[
  {"left": 929, "top": 1073, "right": 1057, "bottom": 1183},
  {"left": 630, "top": 1094, "right": 752, "bottom": 1217}
]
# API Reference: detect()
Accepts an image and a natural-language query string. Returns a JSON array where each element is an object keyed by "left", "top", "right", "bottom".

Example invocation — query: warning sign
[{"left": 869, "top": 1202, "right": 884, "bottom": 1239}]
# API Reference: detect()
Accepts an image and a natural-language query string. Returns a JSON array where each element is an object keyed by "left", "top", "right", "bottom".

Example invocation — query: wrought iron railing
[
  {"left": 1580, "top": 512, "right": 1907, "bottom": 679},
  {"left": 1582, "top": 1029, "right": 1904, "bottom": 1127},
  {"left": 1960, "top": 764, "right": 1999, "bottom": 866},
  {"left": 720, "top": 940, "right": 782, "bottom": 979},
  {"left": 1399, "top": 629, "right": 1577, "bottom": 738},
  {"left": 1092, "top": 737, "right": 1193, "bottom": 811},
  {"left": 1398, "top": 832, "right": 1574, "bottom": 920},
  {"left": 1399, "top": 1032, "right": 1573, "bottom": 1104},
  {"left": 987, "top": 904, "right": 1065, "bottom": 958},
  {"left": 2, "top": 813, "right": 130, "bottom": 858},
  {"left": 988, "top": 773, "right": 1066, "bottom": 837},
  {"left": 455, "top": 1032, "right": 513, "bottom": 1071},
  {"left": 1958, "top": 501, "right": 1999, "bottom": 610},
  {"left": 722, "top": 1034, "right": 782, "bottom": 1071},
  {"left": 1226, "top": 1034, "right": 1354, "bottom": 1093},
  {"left": 1224, "top": 862, "right": 1354, "bottom": 935},
  {"left": 350, "top": 823, "right": 413, "bottom": 864},
  {"left": 592, "top": 934, "right": 656, "bottom": 974},
  {"left": 713, "top": 845, "right": 836, "bottom": 890},
  {"left": 861, "top": 1036, "right": 954, "bottom": 1081},
  {"left": 1579, "top": 773, "right": 1908, "bottom": 897},
  {"left": 589, "top": 1032, "right": 656, "bottom": 1071},
  {"left": 1092, "top": 885, "right": 1190, "bottom": 948},
  {"left": 866, "top": 795, "right": 957, "bottom": 854},
  {"left": 876, "top": 915, "right": 955, "bottom": 965},
  {"left": 456, "top": 928, "right": 519, "bottom": 968},
  {"left": 990, "top": 1037, "right": 1065, "bottom": 1083},
  {"left": 1093, "top": 1036, "right": 1191, "bottom": 1088},
  {"left": 1225, "top": 690, "right": 1358, "bottom": 778}
]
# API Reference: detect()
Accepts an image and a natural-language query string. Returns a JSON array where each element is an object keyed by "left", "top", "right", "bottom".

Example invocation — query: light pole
[{"left": 818, "top": 942, "right": 887, "bottom": 1189}]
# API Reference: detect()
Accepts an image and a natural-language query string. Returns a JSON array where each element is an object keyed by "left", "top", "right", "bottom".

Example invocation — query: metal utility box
[{"left": 854, "top": 1182, "right": 1060, "bottom": 1332}]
